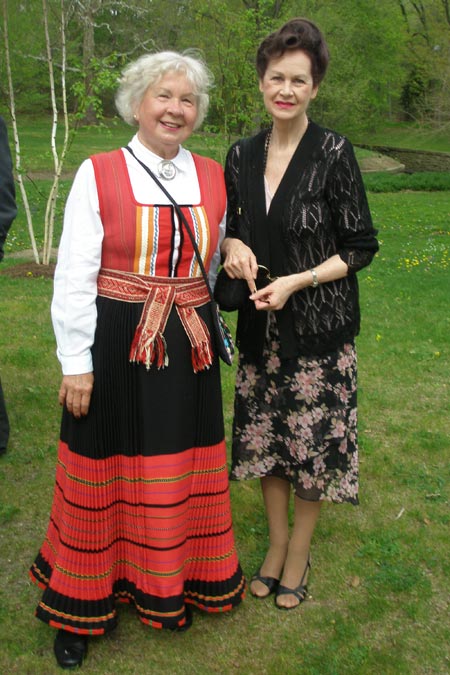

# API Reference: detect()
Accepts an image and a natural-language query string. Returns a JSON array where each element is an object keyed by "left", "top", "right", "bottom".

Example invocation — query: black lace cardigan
[{"left": 224, "top": 120, "right": 379, "bottom": 360}]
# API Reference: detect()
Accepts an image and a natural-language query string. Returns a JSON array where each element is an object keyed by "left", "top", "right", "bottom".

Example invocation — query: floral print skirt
[{"left": 230, "top": 316, "right": 359, "bottom": 504}]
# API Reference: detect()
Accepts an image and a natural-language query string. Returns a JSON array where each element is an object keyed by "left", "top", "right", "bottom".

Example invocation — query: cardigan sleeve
[
  {"left": 326, "top": 139, "right": 378, "bottom": 272},
  {"left": 224, "top": 141, "right": 241, "bottom": 238}
]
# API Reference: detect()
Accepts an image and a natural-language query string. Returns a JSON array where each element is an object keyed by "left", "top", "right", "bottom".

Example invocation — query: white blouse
[{"left": 52, "top": 134, "right": 226, "bottom": 375}]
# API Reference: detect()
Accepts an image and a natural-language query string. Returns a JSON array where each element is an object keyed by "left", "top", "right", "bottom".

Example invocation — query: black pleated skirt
[{"left": 30, "top": 296, "right": 245, "bottom": 633}]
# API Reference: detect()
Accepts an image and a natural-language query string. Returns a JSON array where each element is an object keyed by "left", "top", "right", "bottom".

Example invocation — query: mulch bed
[{"left": 0, "top": 261, "right": 56, "bottom": 278}]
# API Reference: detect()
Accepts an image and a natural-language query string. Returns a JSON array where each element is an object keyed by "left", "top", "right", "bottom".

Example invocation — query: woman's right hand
[
  {"left": 220, "top": 237, "right": 259, "bottom": 292},
  {"left": 59, "top": 372, "right": 94, "bottom": 418}
]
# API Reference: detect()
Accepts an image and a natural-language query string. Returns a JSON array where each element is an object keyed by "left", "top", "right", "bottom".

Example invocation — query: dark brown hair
[{"left": 256, "top": 18, "right": 330, "bottom": 86}]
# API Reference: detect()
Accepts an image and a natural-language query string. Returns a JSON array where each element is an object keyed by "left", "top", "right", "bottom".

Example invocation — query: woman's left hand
[
  {"left": 250, "top": 256, "right": 350, "bottom": 311},
  {"left": 59, "top": 372, "right": 94, "bottom": 418},
  {"left": 250, "top": 276, "right": 296, "bottom": 311}
]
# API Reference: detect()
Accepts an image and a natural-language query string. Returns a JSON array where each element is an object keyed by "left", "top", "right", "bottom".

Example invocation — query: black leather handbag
[
  {"left": 213, "top": 269, "right": 249, "bottom": 312},
  {"left": 214, "top": 264, "right": 275, "bottom": 312}
]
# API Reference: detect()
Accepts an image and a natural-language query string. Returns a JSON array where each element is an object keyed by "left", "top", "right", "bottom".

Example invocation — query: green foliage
[
  {"left": 181, "top": 0, "right": 280, "bottom": 137},
  {"left": 398, "top": 0, "right": 450, "bottom": 125},
  {"left": 71, "top": 53, "right": 125, "bottom": 121},
  {"left": 307, "top": 0, "right": 408, "bottom": 132},
  {"left": 2, "top": 0, "right": 448, "bottom": 136},
  {"left": 400, "top": 64, "right": 430, "bottom": 119},
  {"left": 1, "top": 0, "right": 50, "bottom": 111},
  {"left": 363, "top": 170, "right": 450, "bottom": 192}
]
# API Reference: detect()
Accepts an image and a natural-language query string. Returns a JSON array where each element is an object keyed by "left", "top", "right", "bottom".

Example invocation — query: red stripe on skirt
[{"left": 36, "top": 441, "right": 239, "bottom": 602}]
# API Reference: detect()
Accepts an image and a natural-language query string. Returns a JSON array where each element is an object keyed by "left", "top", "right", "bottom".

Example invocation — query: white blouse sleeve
[{"left": 51, "top": 159, "right": 104, "bottom": 375}]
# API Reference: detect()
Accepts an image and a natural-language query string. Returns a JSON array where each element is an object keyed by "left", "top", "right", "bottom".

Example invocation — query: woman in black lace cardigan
[{"left": 220, "top": 18, "right": 378, "bottom": 609}]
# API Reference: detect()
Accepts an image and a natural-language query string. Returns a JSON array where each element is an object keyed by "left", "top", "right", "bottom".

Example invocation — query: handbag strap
[{"left": 124, "top": 145, "right": 214, "bottom": 302}]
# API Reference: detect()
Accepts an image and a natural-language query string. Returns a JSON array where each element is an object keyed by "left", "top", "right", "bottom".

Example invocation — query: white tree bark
[
  {"left": 42, "top": 0, "right": 70, "bottom": 265},
  {"left": 2, "top": 0, "right": 40, "bottom": 264}
]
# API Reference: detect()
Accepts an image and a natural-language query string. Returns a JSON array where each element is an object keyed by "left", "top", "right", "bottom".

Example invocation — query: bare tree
[
  {"left": 2, "top": 0, "right": 39, "bottom": 263},
  {"left": 42, "top": 0, "right": 70, "bottom": 265},
  {"left": 2, "top": 0, "right": 71, "bottom": 265}
]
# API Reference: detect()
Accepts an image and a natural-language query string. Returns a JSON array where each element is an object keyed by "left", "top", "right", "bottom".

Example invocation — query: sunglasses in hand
[{"left": 255, "top": 265, "right": 278, "bottom": 290}]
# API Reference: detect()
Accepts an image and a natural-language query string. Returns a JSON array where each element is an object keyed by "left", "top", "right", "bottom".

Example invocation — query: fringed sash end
[
  {"left": 129, "top": 329, "right": 169, "bottom": 370},
  {"left": 191, "top": 338, "right": 214, "bottom": 373}
]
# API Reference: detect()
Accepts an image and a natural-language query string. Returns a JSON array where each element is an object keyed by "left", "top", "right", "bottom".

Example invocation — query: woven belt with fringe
[{"left": 97, "top": 268, "right": 213, "bottom": 372}]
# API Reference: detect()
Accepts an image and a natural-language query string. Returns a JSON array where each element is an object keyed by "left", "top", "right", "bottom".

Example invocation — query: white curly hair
[{"left": 115, "top": 50, "right": 213, "bottom": 130}]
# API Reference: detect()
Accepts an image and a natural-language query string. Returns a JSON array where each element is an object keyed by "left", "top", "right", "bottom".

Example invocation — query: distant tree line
[
  {"left": 1, "top": 0, "right": 448, "bottom": 264},
  {"left": 1, "top": 0, "right": 449, "bottom": 136}
]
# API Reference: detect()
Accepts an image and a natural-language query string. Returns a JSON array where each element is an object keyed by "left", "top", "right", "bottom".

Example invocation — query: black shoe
[
  {"left": 250, "top": 569, "right": 280, "bottom": 598},
  {"left": 275, "top": 556, "right": 311, "bottom": 610},
  {"left": 54, "top": 630, "right": 88, "bottom": 669},
  {"left": 170, "top": 605, "right": 193, "bottom": 633}
]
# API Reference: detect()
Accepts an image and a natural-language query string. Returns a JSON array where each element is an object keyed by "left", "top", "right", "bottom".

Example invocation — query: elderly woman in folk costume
[{"left": 30, "top": 51, "right": 245, "bottom": 669}]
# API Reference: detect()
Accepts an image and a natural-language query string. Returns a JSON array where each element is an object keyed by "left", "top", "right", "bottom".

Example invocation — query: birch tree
[
  {"left": 42, "top": 0, "right": 70, "bottom": 265},
  {"left": 2, "top": 0, "right": 39, "bottom": 263},
  {"left": 2, "top": 0, "right": 71, "bottom": 264}
]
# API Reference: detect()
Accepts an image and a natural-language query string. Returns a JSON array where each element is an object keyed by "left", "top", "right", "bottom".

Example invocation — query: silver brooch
[{"left": 157, "top": 159, "right": 177, "bottom": 180}]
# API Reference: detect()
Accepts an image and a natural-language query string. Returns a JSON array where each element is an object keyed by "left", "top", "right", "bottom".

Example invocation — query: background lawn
[{"left": 0, "top": 122, "right": 449, "bottom": 674}]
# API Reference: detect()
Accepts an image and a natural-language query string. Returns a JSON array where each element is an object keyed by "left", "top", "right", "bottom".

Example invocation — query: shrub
[{"left": 363, "top": 171, "right": 450, "bottom": 193}]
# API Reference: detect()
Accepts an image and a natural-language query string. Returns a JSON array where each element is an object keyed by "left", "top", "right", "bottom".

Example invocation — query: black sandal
[
  {"left": 275, "top": 556, "right": 311, "bottom": 610},
  {"left": 250, "top": 569, "right": 280, "bottom": 598}
]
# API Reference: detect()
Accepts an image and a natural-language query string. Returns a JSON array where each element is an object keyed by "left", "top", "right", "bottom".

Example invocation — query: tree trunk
[{"left": 2, "top": 0, "right": 40, "bottom": 263}]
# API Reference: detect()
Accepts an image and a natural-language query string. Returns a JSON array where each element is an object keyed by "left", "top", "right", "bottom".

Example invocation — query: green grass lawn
[
  {"left": 0, "top": 123, "right": 449, "bottom": 674},
  {"left": 351, "top": 119, "right": 450, "bottom": 153}
]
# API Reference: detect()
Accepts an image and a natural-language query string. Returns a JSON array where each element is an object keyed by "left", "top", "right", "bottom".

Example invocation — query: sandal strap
[
  {"left": 251, "top": 570, "right": 279, "bottom": 594},
  {"left": 276, "top": 582, "right": 308, "bottom": 602},
  {"left": 275, "top": 555, "right": 311, "bottom": 606}
]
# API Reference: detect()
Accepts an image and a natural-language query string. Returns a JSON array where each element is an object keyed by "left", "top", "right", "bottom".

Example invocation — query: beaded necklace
[
  {"left": 263, "top": 118, "right": 310, "bottom": 174},
  {"left": 263, "top": 125, "right": 273, "bottom": 174}
]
